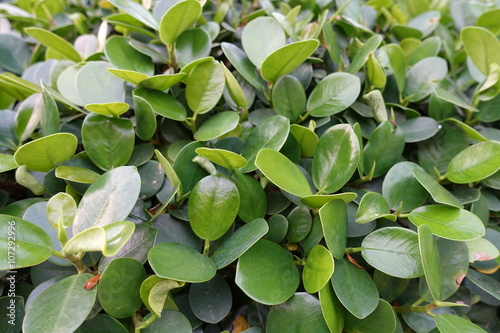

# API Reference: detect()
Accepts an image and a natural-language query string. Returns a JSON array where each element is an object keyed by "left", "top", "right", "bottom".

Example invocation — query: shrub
[{"left": 0, "top": 0, "right": 499, "bottom": 332}]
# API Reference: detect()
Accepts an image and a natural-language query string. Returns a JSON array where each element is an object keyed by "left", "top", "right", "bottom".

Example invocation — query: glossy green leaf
[
  {"left": 286, "top": 206, "right": 312, "bottom": 243},
  {"left": 261, "top": 40, "right": 319, "bottom": 83},
  {"left": 363, "top": 121, "right": 405, "bottom": 178},
  {"left": 362, "top": 227, "right": 424, "bottom": 278},
  {"left": 194, "top": 111, "right": 240, "bottom": 141},
  {"left": 138, "top": 73, "right": 186, "bottom": 91},
  {"left": 377, "top": 44, "right": 406, "bottom": 93},
  {"left": 240, "top": 115, "right": 290, "bottom": 172},
  {"left": 0, "top": 34, "right": 30, "bottom": 75},
  {"left": 0, "top": 154, "right": 18, "bottom": 173},
  {"left": 241, "top": 17, "right": 286, "bottom": 68},
  {"left": 132, "top": 91, "right": 157, "bottom": 141},
  {"left": 186, "top": 60, "right": 225, "bottom": 114},
  {"left": 345, "top": 299, "right": 396, "bottom": 333},
  {"left": 319, "top": 283, "right": 344, "bottom": 333},
  {"left": 303, "top": 245, "right": 334, "bottom": 293},
  {"left": 63, "top": 221, "right": 135, "bottom": 256},
  {"left": 382, "top": 162, "right": 428, "bottom": 213},
  {"left": 15, "top": 164, "right": 44, "bottom": 195},
  {"left": 104, "top": 36, "right": 154, "bottom": 75},
  {"left": 73, "top": 314, "right": 129, "bottom": 333},
  {"left": 23, "top": 274, "right": 96, "bottom": 333},
  {"left": 466, "top": 269, "right": 500, "bottom": 301},
  {"left": 46, "top": 192, "right": 76, "bottom": 229},
  {"left": 444, "top": 118, "right": 489, "bottom": 142},
  {"left": 266, "top": 293, "right": 330, "bottom": 333},
  {"left": 188, "top": 174, "right": 239, "bottom": 241},
  {"left": 255, "top": 148, "right": 312, "bottom": 197},
  {"left": 221, "top": 62, "right": 248, "bottom": 109},
  {"left": 461, "top": 26, "right": 500, "bottom": 75},
  {"left": 159, "top": 0, "right": 201, "bottom": 44},
  {"left": 55, "top": 166, "right": 100, "bottom": 184},
  {"left": 312, "top": 124, "right": 360, "bottom": 193},
  {"left": 307, "top": 72, "right": 360, "bottom": 117},
  {"left": 98, "top": 258, "right": 145, "bottom": 318},
  {"left": 85, "top": 102, "right": 130, "bottom": 117},
  {"left": 0, "top": 72, "right": 41, "bottom": 101},
  {"left": 173, "top": 141, "right": 208, "bottom": 193},
  {"left": 221, "top": 42, "right": 266, "bottom": 91},
  {"left": 434, "top": 86, "right": 478, "bottom": 111},
  {"left": 72, "top": 166, "right": 141, "bottom": 235},
  {"left": 231, "top": 170, "right": 267, "bottom": 223},
  {"left": 447, "top": 141, "right": 500, "bottom": 184},
  {"left": 14, "top": 133, "right": 77, "bottom": 172},
  {"left": 272, "top": 75, "right": 306, "bottom": 123},
  {"left": 175, "top": 28, "right": 212, "bottom": 68},
  {"left": 0, "top": 214, "right": 52, "bottom": 270},
  {"left": 133, "top": 87, "right": 187, "bottom": 121},
  {"left": 40, "top": 84, "right": 59, "bottom": 137},
  {"left": 319, "top": 200, "right": 348, "bottom": 259},
  {"left": 347, "top": 35, "right": 383, "bottom": 74},
  {"left": 435, "top": 314, "right": 488, "bottom": 333},
  {"left": 189, "top": 274, "right": 232, "bottom": 324},
  {"left": 196, "top": 147, "right": 247, "bottom": 170},
  {"left": 106, "top": 0, "right": 158, "bottom": 29},
  {"left": 24, "top": 27, "right": 82, "bottom": 62},
  {"left": 149, "top": 242, "right": 216, "bottom": 282},
  {"left": 107, "top": 68, "right": 150, "bottom": 85},
  {"left": 142, "top": 310, "right": 191, "bottom": 333},
  {"left": 366, "top": 53, "right": 386, "bottom": 88},
  {"left": 140, "top": 276, "right": 183, "bottom": 317},
  {"left": 300, "top": 193, "right": 357, "bottom": 208},
  {"left": 82, "top": 113, "right": 134, "bottom": 171},
  {"left": 211, "top": 218, "right": 268, "bottom": 269},
  {"left": 76, "top": 62, "right": 125, "bottom": 105},
  {"left": 409, "top": 205, "right": 485, "bottom": 241},
  {"left": 413, "top": 168, "right": 463, "bottom": 208},
  {"left": 236, "top": 239, "right": 299, "bottom": 305},
  {"left": 356, "top": 192, "right": 396, "bottom": 224},
  {"left": 332, "top": 257, "right": 379, "bottom": 319},
  {"left": 418, "top": 224, "right": 442, "bottom": 301},
  {"left": 399, "top": 117, "right": 440, "bottom": 143},
  {"left": 289, "top": 124, "right": 318, "bottom": 158},
  {"left": 404, "top": 57, "right": 448, "bottom": 102}
]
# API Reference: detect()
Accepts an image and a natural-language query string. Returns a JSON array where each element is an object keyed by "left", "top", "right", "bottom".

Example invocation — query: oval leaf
[{"left": 447, "top": 141, "right": 500, "bottom": 184}]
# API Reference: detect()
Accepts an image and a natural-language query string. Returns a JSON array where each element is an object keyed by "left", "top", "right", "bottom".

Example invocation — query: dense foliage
[{"left": 0, "top": 0, "right": 500, "bottom": 332}]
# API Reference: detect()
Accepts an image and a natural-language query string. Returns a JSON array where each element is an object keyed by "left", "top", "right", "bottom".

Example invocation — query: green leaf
[
  {"left": 300, "top": 193, "right": 357, "bottom": 208},
  {"left": 175, "top": 28, "right": 212, "bottom": 68},
  {"left": 188, "top": 175, "right": 239, "bottom": 241},
  {"left": 63, "top": 221, "right": 135, "bottom": 256},
  {"left": 186, "top": 60, "right": 225, "bottom": 114},
  {"left": 0, "top": 214, "right": 52, "bottom": 270},
  {"left": 138, "top": 73, "right": 186, "bottom": 91},
  {"left": 303, "top": 245, "right": 334, "bottom": 293},
  {"left": 363, "top": 121, "right": 405, "bottom": 178},
  {"left": 356, "top": 192, "right": 396, "bottom": 224},
  {"left": 377, "top": 44, "right": 406, "bottom": 93},
  {"left": 231, "top": 171, "right": 267, "bottom": 223},
  {"left": 466, "top": 269, "right": 500, "bottom": 301},
  {"left": 413, "top": 169, "right": 463, "bottom": 208},
  {"left": 54, "top": 166, "right": 100, "bottom": 184},
  {"left": 104, "top": 36, "right": 154, "bottom": 75},
  {"left": 195, "top": 147, "right": 246, "bottom": 170},
  {"left": 46, "top": 192, "right": 76, "bottom": 229},
  {"left": 15, "top": 164, "right": 44, "bottom": 195},
  {"left": 85, "top": 102, "right": 130, "bottom": 117},
  {"left": 221, "top": 42, "right": 266, "bottom": 91},
  {"left": 266, "top": 293, "right": 330, "bottom": 333},
  {"left": 312, "top": 124, "right": 360, "bottom": 193},
  {"left": 194, "top": 111, "right": 240, "bottom": 141},
  {"left": 108, "top": 0, "right": 159, "bottom": 30},
  {"left": 0, "top": 72, "right": 41, "bottom": 101},
  {"left": 76, "top": 62, "right": 125, "bottom": 105},
  {"left": 382, "top": 162, "right": 428, "bottom": 213},
  {"left": 362, "top": 227, "right": 424, "bottom": 278},
  {"left": 236, "top": 240, "right": 299, "bottom": 305},
  {"left": 107, "top": 68, "right": 150, "bottom": 85},
  {"left": 319, "top": 283, "right": 345, "bottom": 333},
  {"left": 189, "top": 274, "right": 232, "bottom": 324},
  {"left": 14, "top": 133, "right": 77, "bottom": 172},
  {"left": 23, "top": 274, "right": 97, "bottom": 333},
  {"left": 306, "top": 72, "right": 360, "bottom": 117},
  {"left": 240, "top": 115, "right": 290, "bottom": 173},
  {"left": 0, "top": 34, "right": 30, "bottom": 75},
  {"left": 211, "top": 218, "right": 269, "bottom": 269},
  {"left": 221, "top": 62, "right": 248, "bottom": 109},
  {"left": 399, "top": 117, "right": 440, "bottom": 143},
  {"left": 345, "top": 299, "right": 396, "bottom": 333},
  {"left": 408, "top": 205, "right": 485, "bottom": 241},
  {"left": 443, "top": 118, "right": 489, "bottom": 142},
  {"left": 140, "top": 276, "right": 183, "bottom": 317},
  {"left": 286, "top": 206, "right": 312, "bottom": 243},
  {"left": 148, "top": 242, "right": 217, "bottom": 282},
  {"left": 98, "top": 258, "right": 146, "bottom": 318},
  {"left": 319, "top": 200, "right": 348, "bottom": 259},
  {"left": 255, "top": 148, "right": 312, "bottom": 197},
  {"left": 40, "top": 84, "right": 60, "bottom": 137},
  {"left": 332, "top": 257, "right": 379, "bottom": 319},
  {"left": 173, "top": 141, "right": 208, "bottom": 193},
  {"left": 418, "top": 224, "right": 442, "bottom": 301},
  {"left": 82, "top": 113, "right": 134, "bottom": 171},
  {"left": 0, "top": 154, "right": 18, "bottom": 173},
  {"left": 24, "top": 27, "right": 82, "bottom": 62},
  {"left": 435, "top": 314, "right": 488, "bottom": 333},
  {"left": 142, "top": 310, "right": 192, "bottom": 333},
  {"left": 346, "top": 35, "right": 383, "bottom": 74},
  {"left": 461, "top": 26, "right": 500, "bottom": 75},
  {"left": 289, "top": 124, "right": 318, "bottom": 158},
  {"left": 241, "top": 17, "right": 286, "bottom": 68},
  {"left": 159, "top": 0, "right": 201, "bottom": 44},
  {"left": 261, "top": 40, "right": 319, "bottom": 83},
  {"left": 133, "top": 87, "right": 187, "bottom": 121},
  {"left": 272, "top": 75, "right": 306, "bottom": 122},
  {"left": 447, "top": 141, "right": 500, "bottom": 184},
  {"left": 72, "top": 166, "right": 141, "bottom": 235},
  {"left": 404, "top": 57, "right": 448, "bottom": 102}
]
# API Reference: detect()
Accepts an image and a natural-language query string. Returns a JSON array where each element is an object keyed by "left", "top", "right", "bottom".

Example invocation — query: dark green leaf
[{"left": 319, "top": 200, "right": 348, "bottom": 259}]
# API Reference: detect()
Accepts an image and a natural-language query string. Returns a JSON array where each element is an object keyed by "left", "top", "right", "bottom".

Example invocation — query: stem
[
  {"left": 134, "top": 312, "right": 158, "bottom": 331},
  {"left": 63, "top": 252, "right": 90, "bottom": 273},
  {"left": 345, "top": 247, "right": 364, "bottom": 253},
  {"left": 393, "top": 303, "right": 437, "bottom": 314},
  {"left": 167, "top": 43, "right": 176, "bottom": 68},
  {"left": 203, "top": 239, "right": 210, "bottom": 256},
  {"left": 297, "top": 111, "right": 310, "bottom": 123}
]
